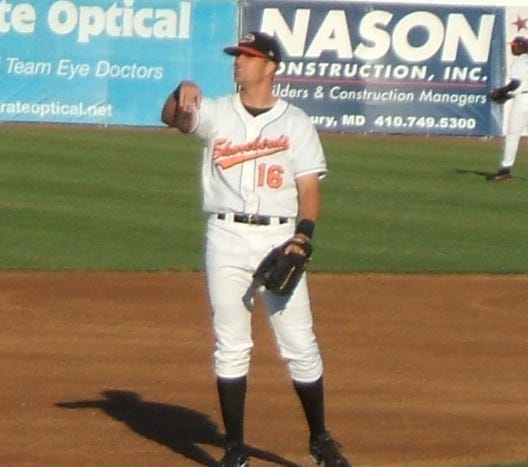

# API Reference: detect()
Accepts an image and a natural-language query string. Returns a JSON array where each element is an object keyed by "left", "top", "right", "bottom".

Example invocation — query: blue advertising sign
[
  {"left": 243, "top": 0, "right": 506, "bottom": 135},
  {"left": 0, "top": 0, "right": 237, "bottom": 126}
]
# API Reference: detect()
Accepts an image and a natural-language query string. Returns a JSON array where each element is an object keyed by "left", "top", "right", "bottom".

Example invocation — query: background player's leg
[{"left": 500, "top": 98, "right": 527, "bottom": 169}]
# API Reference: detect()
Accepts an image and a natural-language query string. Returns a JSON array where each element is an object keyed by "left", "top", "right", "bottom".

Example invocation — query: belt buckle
[
  {"left": 247, "top": 214, "right": 260, "bottom": 225},
  {"left": 249, "top": 214, "right": 270, "bottom": 225}
]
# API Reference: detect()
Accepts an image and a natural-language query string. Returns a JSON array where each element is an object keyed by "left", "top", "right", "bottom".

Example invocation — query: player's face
[
  {"left": 511, "top": 41, "right": 525, "bottom": 56},
  {"left": 233, "top": 53, "right": 275, "bottom": 87}
]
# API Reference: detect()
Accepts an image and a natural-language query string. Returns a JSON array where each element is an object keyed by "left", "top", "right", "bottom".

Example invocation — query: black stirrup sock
[
  {"left": 217, "top": 375, "right": 247, "bottom": 447},
  {"left": 293, "top": 376, "right": 326, "bottom": 441}
]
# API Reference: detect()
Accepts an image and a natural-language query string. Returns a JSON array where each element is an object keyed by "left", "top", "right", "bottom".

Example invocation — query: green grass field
[{"left": 1, "top": 124, "right": 527, "bottom": 272}]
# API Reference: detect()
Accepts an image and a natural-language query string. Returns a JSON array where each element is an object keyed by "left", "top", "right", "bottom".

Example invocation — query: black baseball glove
[
  {"left": 489, "top": 88, "right": 512, "bottom": 104},
  {"left": 253, "top": 238, "right": 313, "bottom": 296}
]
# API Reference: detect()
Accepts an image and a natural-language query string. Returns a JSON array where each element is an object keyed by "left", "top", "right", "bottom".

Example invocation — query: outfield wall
[{"left": 0, "top": 0, "right": 527, "bottom": 136}]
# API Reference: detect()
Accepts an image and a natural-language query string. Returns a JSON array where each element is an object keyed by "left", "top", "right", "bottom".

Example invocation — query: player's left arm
[
  {"left": 296, "top": 173, "right": 320, "bottom": 224},
  {"left": 285, "top": 173, "right": 320, "bottom": 256}
]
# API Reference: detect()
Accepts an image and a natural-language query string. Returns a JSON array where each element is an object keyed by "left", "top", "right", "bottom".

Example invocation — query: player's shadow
[
  {"left": 55, "top": 389, "right": 301, "bottom": 467},
  {"left": 455, "top": 168, "right": 525, "bottom": 181},
  {"left": 454, "top": 168, "right": 495, "bottom": 180}
]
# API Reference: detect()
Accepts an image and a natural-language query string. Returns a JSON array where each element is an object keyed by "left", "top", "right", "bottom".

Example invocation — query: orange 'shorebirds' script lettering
[{"left": 213, "top": 135, "right": 290, "bottom": 169}]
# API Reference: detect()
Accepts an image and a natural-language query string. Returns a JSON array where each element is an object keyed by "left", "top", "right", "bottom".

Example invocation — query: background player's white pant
[
  {"left": 501, "top": 93, "right": 528, "bottom": 168},
  {"left": 205, "top": 214, "right": 323, "bottom": 383}
]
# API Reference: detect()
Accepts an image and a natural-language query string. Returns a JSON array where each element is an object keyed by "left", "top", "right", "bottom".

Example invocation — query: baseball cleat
[
  {"left": 486, "top": 168, "right": 512, "bottom": 181},
  {"left": 216, "top": 444, "right": 250, "bottom": 467},
  {"left": 310, "top": 431, "right": 352, "bottom": 466}
]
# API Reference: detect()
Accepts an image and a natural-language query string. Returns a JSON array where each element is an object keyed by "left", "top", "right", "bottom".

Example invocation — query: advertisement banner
[
  {"left": 243, "top": 0, "right": 507, "bottom": 135},
  {"left": 0, "top": 0, "right": 237, "bottom": 126}
]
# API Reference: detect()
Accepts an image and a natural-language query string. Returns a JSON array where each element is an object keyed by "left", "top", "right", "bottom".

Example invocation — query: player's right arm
[{"left": 161, "top": 80, "right": 201, "bottom": 133}]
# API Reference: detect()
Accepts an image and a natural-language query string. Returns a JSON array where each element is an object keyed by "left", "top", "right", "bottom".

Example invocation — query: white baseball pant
[
  {"left": 204, "top": 214, "right": 323, "bottom": 383},
  {"left": 501, "top": 93, "right": 528, "bottom": 168}
]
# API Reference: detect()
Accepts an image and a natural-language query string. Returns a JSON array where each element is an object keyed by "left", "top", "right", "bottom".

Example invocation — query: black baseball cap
[{"left": 224, "top": 31, "right": 282, "bottom": 64}]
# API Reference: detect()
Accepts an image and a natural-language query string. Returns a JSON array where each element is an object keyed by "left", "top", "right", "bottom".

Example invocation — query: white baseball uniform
[
  {"left": 190, "top": 93, "right": 327, "bottom": 382},
  {"left": 501, "top": 52, "right": 528, "bottom": 168}
]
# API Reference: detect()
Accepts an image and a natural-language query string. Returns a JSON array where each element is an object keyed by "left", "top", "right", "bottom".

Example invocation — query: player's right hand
[{"left": 178, "top": 80, "right": 202, "bottom": 112}]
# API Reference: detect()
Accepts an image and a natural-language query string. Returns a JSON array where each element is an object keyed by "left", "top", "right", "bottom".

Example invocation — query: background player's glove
[
  {"left": 253, "top": 238, "right": 313, "bottom": 296},
  {"left": 489, "top": 88, "right": 512, "bottom": 104}
]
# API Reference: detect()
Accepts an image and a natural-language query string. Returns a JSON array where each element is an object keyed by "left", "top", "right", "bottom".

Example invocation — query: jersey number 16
[{"left": 257, "top": 163, "right": 283, "bottom": 189}]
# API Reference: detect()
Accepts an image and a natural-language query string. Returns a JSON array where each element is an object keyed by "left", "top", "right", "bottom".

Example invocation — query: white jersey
[
  {"left": 509, "top": 53, "right": 528, "bottom": 96},
  {"left": 192, "top": 93, "right": 327, "bottom": 218},
  {"left": 501, "top": 53, "right": 528, "bottom": 167}
]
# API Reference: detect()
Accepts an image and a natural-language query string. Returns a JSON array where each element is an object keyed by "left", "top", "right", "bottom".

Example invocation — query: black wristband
[{"left": 295, "top": 219, "right": 315, "bottom": 239}]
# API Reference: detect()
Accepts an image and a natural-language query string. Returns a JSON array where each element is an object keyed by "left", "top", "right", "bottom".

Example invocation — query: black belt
[{"left": 217, "top": 213, "right": 289, "bottom": 225}]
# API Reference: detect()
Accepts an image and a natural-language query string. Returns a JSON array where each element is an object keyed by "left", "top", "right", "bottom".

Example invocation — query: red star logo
[{"left": 512, "top": 14, "right": 528, "bottom": 32}]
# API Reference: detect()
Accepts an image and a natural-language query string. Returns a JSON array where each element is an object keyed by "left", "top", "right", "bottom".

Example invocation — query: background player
[
  {"left": 488, "top": 36, "right": 528, "bottom": 181},
  {"left": 161, "top": 32, "right": 351, "bottom": 467}
]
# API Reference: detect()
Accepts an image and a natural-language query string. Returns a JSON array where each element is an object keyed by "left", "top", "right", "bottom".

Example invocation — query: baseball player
[
  {"left": 488, "top": 36, "right": 528, "bottom": 181},
  {"left": 161, "top": 32, "right": 351, "bottom": 467}
]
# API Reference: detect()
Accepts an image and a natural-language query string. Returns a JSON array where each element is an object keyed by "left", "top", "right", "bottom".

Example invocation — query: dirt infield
[{"left": 1, "top": 272, "right": 528, "bottom": 467}]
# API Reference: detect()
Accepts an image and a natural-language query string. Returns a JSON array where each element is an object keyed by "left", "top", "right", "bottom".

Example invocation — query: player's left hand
[
  {"left": 284, "top": 234, "right": 311, "bottom": 256},
  {"left": 253, "top": 237, "right": 313, "bottom": 296},
  {"left": 489, "top": 88, "right": 512, "bottom": 103}
]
